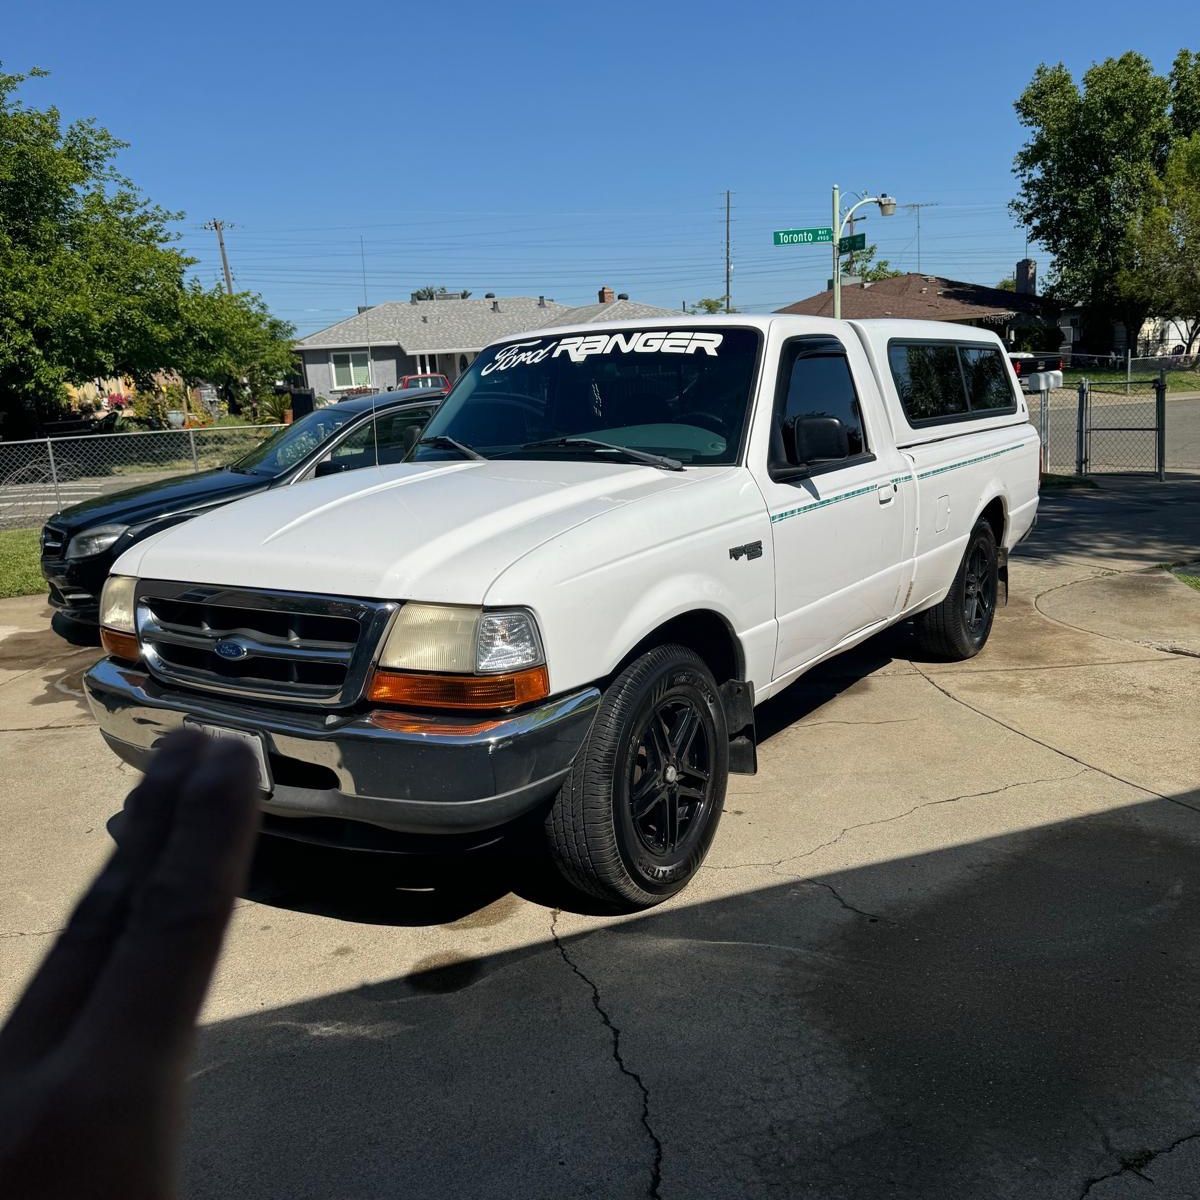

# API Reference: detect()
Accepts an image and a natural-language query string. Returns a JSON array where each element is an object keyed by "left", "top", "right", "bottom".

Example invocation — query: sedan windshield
[
  {"left": 412, "top": 326, "right": 760, "bottom": 466},
  {"left": 231, "top": 406, "right": 356, "bottom": 476}
]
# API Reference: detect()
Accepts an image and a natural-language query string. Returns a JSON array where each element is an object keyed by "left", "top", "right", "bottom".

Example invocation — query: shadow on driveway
[{"left": 196, "top": 789, "right": 1200, "bottom": 1199}]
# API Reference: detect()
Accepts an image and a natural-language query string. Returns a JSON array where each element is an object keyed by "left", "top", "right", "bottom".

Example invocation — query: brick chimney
[
  {"left": 598, "top": 285, "right": 616, "bottom": 304},
  {"left": 1015, "top": 258, "right": 1037, "bottom": 296}
]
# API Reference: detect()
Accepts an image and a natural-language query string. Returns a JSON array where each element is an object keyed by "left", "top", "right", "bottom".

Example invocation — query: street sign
[
  {"left": 773, "top": 227, "right": 833, "bottom": 246},
  {"left": 839, "top": 232, "right": 866, "bottom": 254}
]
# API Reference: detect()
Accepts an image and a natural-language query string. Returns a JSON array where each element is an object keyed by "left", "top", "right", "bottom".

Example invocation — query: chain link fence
[
  {"left": 0, "top": 425, "right": 283, "bottom": 530},
  {"left": 1030, "top": 378, "right": 1172, "bottom": 478}
]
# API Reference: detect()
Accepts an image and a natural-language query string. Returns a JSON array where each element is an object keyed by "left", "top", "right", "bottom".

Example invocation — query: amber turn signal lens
[
  {"left": 366, "top": 665, "right": 550, "bottom": 710},
  {"left": 100, "top": 627, "right": 140, "bottom": 662}
]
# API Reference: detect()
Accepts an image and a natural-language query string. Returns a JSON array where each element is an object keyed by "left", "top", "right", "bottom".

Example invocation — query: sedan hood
[
  {"left": 50, "top": 468, "right": 267, "bottom": 536},
  {"left": 117, "top": 459, "right": 721, "bottom": 604}
]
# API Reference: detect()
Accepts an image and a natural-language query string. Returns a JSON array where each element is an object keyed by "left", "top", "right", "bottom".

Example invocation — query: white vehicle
[{"left": 86, "top": 316, "right": 1039, "bottom": 909}]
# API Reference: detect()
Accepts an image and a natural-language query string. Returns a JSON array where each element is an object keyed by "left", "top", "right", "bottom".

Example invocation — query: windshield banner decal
[{"left": 481, "top": 331, "right": 723, "bottom": 375}]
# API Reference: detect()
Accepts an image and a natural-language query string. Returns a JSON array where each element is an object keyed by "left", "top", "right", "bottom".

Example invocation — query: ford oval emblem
[{"left": 214, "top": 639, "right": 249, "bottom": 662}]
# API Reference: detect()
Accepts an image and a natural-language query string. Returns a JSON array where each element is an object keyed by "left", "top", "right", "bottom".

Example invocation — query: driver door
[{"left": 755, "top": 334, "right": 911, "bottom": 680}]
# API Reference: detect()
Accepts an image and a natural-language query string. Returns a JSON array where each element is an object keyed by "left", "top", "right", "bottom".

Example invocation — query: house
[
  {"left": 776, "top": 261, "right": 1055, "bottom": 345},
  {"left": 294, "top": 287, "right": 677, "bottom": 398}
]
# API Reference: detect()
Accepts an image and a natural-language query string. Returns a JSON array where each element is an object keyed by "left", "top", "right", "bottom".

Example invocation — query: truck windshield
[
  {"left": 231, "top": 407, "right": 355, "bottom": 476},
  {"left": 412, "top": 326, "right": 760, "bottom": 466}
]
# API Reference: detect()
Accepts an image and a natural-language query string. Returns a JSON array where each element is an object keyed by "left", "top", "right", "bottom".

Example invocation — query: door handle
[{"left": 877, "top": 482, "right": 896, "bottom": 505}]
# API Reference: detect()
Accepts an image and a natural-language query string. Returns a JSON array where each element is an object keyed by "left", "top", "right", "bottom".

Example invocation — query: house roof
[
  {"left": 775, "top": 274, "right": 1054, "bottom": 323},
  {"left": 295, "top": 295, "right": 678, "bottom": 354}
]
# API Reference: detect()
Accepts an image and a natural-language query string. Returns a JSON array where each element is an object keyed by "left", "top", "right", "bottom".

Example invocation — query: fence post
[
  {"left": 1038, "top": 388, "right": 1050, "bottom": 467},
  {"left": 1075, "top": 378, "right": 1088, "bottom": 476},
  {"left": 1125, "top": 349, "right": 1132, "bottom": 395},
  {"left": 1156, "top": 369, "right": 1167, "bottom": 482},
  {"left": 188, "top": 428, "right": 199, "bottom": 472},
  {"left": 45, "top": 437, "right": 62, "bottom": 512}
]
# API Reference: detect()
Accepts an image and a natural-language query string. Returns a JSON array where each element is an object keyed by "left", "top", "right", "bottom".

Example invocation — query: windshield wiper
[
  {"left": 518, "top": 437, "right": 683, "bottom": 472},
  {"left": 417, "top": 435, "right": 487, "bottom": 461}
]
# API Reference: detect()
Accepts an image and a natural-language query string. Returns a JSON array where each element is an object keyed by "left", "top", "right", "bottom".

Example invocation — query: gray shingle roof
[
  {"left": 295, "top": 295, "right": 678, "bottom": 353},
  {"left": 552, "top": 299, "right": 680, "bottom": 325}
]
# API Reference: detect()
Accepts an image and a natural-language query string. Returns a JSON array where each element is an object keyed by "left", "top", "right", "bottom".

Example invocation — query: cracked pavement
[{"left": 2, "top": 475, "right": 1200, "bottom": 1198}]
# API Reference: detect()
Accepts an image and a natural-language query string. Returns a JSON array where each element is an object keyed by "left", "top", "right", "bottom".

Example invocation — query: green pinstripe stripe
[
  {"left": 915, "top": 444, "right": 1019, "bottom": 480},
  {"left": 769, "top": 444, "right": 1019, "bottom": 525}
]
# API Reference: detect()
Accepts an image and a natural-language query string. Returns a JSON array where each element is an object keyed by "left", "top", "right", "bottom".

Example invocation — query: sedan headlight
[
  {"left": 369, "top": 603, "right": 548, "bottom": 710},
  {"left": 67, "top": 524, "right": 128, "bottom": 560}
]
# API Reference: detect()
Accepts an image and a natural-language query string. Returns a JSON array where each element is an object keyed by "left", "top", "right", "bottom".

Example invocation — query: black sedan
[{"left": 41, "top": 388, "right": 444, "bottom": 640}]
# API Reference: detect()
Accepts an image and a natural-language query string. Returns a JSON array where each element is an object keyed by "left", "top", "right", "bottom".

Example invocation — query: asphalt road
[{"left": 2, "top": 477, "right": 1200, "bottom": 1198}]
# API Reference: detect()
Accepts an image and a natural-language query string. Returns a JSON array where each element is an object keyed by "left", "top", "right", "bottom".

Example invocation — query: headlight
[
  {"left": 376, "top": 604, "right": 545, "bottom": 674},
  {"left": 99, "top": 574, "right": 137, "bottom": 633},
  {"left": 369, "top": 603, "right": 548, "bottom": 710},
  {"left": 67, "top": 524, "right": 128, "bottom": 559}
]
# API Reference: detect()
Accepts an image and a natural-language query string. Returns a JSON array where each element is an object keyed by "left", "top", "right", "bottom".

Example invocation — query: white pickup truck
[{"left": 85, "top": 316, "right": 1039, "bottom": 909}]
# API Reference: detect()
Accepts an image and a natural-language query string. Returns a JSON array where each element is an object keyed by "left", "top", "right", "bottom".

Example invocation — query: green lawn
[
  {"left": 0, "top": 529, "right": 45, "bottom": 599},
  {"left": 1175, "top": 569, "right": 1200, "bottom": 593},
  {"left": 1061, "top": 367, "right": 1200, "bottom": 393}
]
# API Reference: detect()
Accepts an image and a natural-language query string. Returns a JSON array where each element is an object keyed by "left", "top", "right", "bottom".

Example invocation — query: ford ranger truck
[{"left": 85, "top": 317, "right": 1039, "bottom": 910}]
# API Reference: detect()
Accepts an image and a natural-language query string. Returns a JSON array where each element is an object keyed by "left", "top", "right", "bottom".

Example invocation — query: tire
[
  {"left": 545, "top": 644, "right": 728, "bottom": 910},
  {"left": 914, "top": 517, "right": 999, "bottom": 660}
]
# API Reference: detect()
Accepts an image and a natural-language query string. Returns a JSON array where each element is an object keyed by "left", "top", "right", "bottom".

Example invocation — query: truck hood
[{"left": 116, "top": 459, "right": 727, "bottom": 604}]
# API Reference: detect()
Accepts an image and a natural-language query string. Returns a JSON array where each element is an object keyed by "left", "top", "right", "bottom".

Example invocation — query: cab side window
[{"left": 771, "top": 337, "right": 867, "bottom": 468}]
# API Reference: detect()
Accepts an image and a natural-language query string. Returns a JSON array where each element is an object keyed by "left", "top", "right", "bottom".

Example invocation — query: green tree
[
  {"left": 1010, "top": 52, "right": 1174, "bottom": 351},
  {"left": 171, "top": 286, "right": 296, "bottom": 416},
  {"left": 687, "top": 297, "right": 729, "bottom": 314},
  {"left": 411, "top": 286, "right": 469, "bottom": 300},
  {"left": 1122, "top": 132, "right": 1200, "bottom": 351},
  {"left": 841, "top": 242, "right": 901, "bottom": 282},
  {"left": 0, "top": 66, "right": 195, "bottom": 436},
  {"left": 1170, "top": 49, "right": 1200, "bottom": 138},
  {"left": 996, "top": 277, "right": 1016, "bottom": 291}
]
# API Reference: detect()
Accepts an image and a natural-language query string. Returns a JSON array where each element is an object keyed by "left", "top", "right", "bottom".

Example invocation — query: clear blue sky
[{"left": 5, "top": 1, "right": 1192, "bottom": 334}]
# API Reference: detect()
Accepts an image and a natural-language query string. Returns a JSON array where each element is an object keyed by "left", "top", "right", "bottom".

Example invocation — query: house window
[{"left": 331, "top": 350, "right": 371, "bottom": 390}]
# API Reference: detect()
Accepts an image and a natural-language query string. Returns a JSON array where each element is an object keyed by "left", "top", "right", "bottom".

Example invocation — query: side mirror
[
  {"left": 314, "top": 459, "right": 344, "bottom": 478},
  {"left": 782, "top": 416, "right": 850, "bottom": 468}
]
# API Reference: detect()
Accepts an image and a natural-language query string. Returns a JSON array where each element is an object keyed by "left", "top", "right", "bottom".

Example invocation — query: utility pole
[
  {"left": 204, "top": 219, "right": 235, "bottom": 295},
  {"left": 903, "top": 203, "right": 938, "bottom": 272},
  {"left": 724, "top": 190, "right": 732, "bottom": 314}
]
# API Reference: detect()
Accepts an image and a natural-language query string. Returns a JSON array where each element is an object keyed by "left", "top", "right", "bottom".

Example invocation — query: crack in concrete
[
  {"left": 1139, "top": 640, "right": 1200, "bottom": 659},
  {"left": 910, "top": 663, "right": 1200, "bottom": 816},
  {"left": 704, "top": 770, "right": 1088, "bottom": 878},
  {"left": 1078, "top": 1128, "right": 1200, "bottom": 1197},
  {"left": 799, "top": 879, "right": 884, "bottom": 922},
  {"left": 550, "top": 910, "right": 663, "bottom": 1200},
  {"left": 0, "top": 927, "right": 65, "bottom": 939}
]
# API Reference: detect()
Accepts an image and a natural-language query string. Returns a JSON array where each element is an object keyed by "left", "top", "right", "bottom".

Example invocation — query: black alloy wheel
[{"left": 628, "top": 695, "right": 714, "bottom": 859}]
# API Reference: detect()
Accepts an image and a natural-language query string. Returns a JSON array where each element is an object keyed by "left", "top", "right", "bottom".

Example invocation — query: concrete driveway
[{"left": 2, "top": 478, "right": 1200, "bottom": 1199}]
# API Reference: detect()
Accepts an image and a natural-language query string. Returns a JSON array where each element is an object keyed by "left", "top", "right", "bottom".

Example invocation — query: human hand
[{"left": 0, "top": 729, "right": 260, "bottom": 1200}]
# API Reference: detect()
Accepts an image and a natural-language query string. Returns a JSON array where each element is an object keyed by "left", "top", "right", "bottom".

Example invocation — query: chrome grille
[
  {"left": 41, "top": 525, "right": 66, "bottom": 558},
  {"left": 135, "top": 580, "right": 396, "bottom": 706}
]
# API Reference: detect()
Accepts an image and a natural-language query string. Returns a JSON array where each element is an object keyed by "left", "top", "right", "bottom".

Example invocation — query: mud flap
[
  {"left": 720, "top": 679, "right": 757, "bottom": 775},
  {"left": 998, "top": 547, "right": 1009, "bottom": 606}
]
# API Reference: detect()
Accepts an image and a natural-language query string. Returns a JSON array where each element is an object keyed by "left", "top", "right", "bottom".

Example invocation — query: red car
[{"left": 397, "top": 373, "right": 450, "bottom": 390}]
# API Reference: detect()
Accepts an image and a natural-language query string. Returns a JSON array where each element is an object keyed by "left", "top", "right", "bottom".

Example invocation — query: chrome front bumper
[{"left": 84, "top": 658, "right": 600, "bottom": 839}]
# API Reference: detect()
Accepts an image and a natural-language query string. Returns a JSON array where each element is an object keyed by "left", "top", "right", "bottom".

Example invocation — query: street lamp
[{"left": 831, "top": 185, "right": 897, "bottom": 318}]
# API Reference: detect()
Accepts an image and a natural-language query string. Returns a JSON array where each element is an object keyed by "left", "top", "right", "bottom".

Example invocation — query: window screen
[{"left": 775, "top": 338, "right": 866, "bottom": 458}]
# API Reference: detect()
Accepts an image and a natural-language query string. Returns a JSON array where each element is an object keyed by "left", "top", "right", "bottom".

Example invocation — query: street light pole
[
  {"left": 832, "top": 183, "right": 841, "bottom": 323},
  {"left": 831, "top": 188, "right": 897, "bottom": 319}
]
